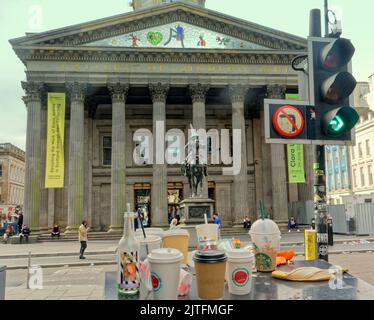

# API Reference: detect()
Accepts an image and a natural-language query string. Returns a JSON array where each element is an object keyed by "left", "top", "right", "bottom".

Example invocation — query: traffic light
[{"left": 309, "top": 37, "right": 359, "bottom": 142}]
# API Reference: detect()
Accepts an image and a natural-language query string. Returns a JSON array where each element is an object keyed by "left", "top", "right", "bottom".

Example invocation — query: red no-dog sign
[{"left": 272, "top": 105, "right": 305, "bottom": 138}]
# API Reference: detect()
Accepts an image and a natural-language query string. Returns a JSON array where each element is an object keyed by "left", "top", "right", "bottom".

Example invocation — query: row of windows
[
  {"left": 0, "top": 163, "right": 24, "bottom": 182},
  {"left": 352, "top": 139, "right": 372, "bottom": 160},
  {"left": 328, "top": 172, "right": 348, "bottom": 191},
  {"left": 9, "top": 186, "right": 23, "bottom": 205},
  {"left": 10, "top": 165, "right": 25, "bottom": 183},
  {"left": 353, "top": 165, "right": 374, "bottom": 188}
]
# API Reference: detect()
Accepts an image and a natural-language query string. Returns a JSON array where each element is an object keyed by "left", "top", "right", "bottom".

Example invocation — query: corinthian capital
[
  {"left": 108, "top": 82, "right": 129, "bottom": 103},
  {"left": 189, "top": 83, "right": 210, "bottom": 103},
  {"left": 266, "top": 85, "right": 287, "bottom": 99},
  {"left": 21, "top": 81, "right": 44, "bottom": 104},
  {"left": 229, "top": 85, "right": 249, "bottom": 103},
  {"left": 149, "top": 82, "right": 170, "bottom": 103},
  {"left": 66, "top": 82, "right": 87, "bottom": 103}
]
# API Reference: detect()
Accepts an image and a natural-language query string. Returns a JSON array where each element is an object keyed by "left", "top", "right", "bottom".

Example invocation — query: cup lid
[
  {"left": 249, "top": 218, "right": 281, "bottom": 235},
  {"left": 195, "top": 223, "right": 218, "bottom": 230},
  {"left": 193, "top": 250, "right": 227, "bottom": 263},
  {"left": 163, "top": 229, "right": 190, "bottom": 237},
  {"left": 226, "top": 249, "right": 254, "bottom": 260},
  {"left": 148, "top": 248, "right": 183, "bottom": 263},
  {"left": 135, "top": 235, "right": 162, "bottom": 244}
]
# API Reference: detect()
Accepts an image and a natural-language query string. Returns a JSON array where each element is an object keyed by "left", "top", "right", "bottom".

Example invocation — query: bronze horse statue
[{"left": 182, "top": 160, "right": 207, "bottom": 197}]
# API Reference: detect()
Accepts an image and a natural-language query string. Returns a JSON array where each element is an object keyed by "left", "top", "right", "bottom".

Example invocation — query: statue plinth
[{"left": 179, "top": 197, "right": 215, "bottom": 224}]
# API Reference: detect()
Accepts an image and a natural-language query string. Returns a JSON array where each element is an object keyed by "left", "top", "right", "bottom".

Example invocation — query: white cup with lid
[
  {"left": 147, "top": 248, "right": 183, "bottom": 300},
  {"left": 249, "top": 218, "right": 281, "bottom": 272},
  {"left": 226, "top": 249, "right": 254, "bottom": 295}
]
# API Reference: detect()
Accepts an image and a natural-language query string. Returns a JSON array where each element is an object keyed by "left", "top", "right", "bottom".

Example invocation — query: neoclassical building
[
  {"left": 0, "top": 143, "right": 25, "bottom": 207},
  {"left": 10, "top": 0, "right": 313, "bottom": 232}
]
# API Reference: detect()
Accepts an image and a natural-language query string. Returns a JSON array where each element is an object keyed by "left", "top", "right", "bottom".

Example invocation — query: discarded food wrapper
[
  {"left": 178, "top": 268, "right": 192, "bottom": 296},
  {"left": 272, "top": 267, "right": 333, "bottom": 282},
  {"left": 139, "top": 259, "right": 152, "bottom": 291}
]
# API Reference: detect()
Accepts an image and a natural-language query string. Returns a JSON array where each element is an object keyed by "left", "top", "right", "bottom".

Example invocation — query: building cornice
[{"left": 13, "top": 46, "right": 302, "bottom": 66}]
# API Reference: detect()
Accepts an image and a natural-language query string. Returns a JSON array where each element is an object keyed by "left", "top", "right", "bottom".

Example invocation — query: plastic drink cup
[
  {"left": 135, "top": 228, "right": 165, "bottom": 239},
  {"left": 196, "top": 224, "right": 219, "bottom": 243},
  {"left": 249, "top": 218, "right": 281, "bottom": 272},
  {"left": 148, "top": 248, "right": 183, "bottom": 300},
  {"left": 135, "top": 235, "right": 162, "bottom": 262},
  {"left": 226, "top": 249, "right": 254, "bottom": 295},
  {"left": 163, "top": 229, "right": 190, "bottom": 264},
  {"left": 193, "top": 250, "right": 227, "bottom": 300}
]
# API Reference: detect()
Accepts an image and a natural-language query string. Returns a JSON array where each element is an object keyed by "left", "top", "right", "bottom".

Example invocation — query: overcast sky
[{"left": 1, "top": 0, "right": 373, "bottom": 150}]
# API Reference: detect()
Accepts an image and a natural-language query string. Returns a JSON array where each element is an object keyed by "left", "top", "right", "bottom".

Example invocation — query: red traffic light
[{"left": 321, "top": 38, "right": 355, "bottom": 71}]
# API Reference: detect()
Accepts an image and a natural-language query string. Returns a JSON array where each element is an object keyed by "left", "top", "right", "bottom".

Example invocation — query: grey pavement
[{"left": 5, "top": 265, "right": 114, "bottom": 300}]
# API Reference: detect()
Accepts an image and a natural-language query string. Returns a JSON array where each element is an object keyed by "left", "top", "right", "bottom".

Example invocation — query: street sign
[
  {"left": 272, "top": 105, "right": 305, "bottom": 138},
  {"left": 265, "top": 99, "right": 311, "bottom": 144}
]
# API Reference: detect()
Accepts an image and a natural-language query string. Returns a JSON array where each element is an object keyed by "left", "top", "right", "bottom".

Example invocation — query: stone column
[
  {"left": 229, "top": 85, "right": 249, "bottom": 223},
  {"left": 189, "top": 83, "right": 210, "bottom": 198},
  {"left": 39, "top": 93, "right": 49, "bottom": 231},
  {"left": 108, "top": 83, "right": 129, "bottom": 233},
  {"left": 253, "top": 117, "right": 263, "bottom": 220},
  {"left": 22, "top": 81, "right": 44, "bottom": 232},
  {"left": 267, "top": 85, "right": 289, "bottom": 221},
  {"left": 65, "top": 82, "right": 86, "bottom": 232},
  {"left": 261, "top": 110, "right": 272, "bottom": 213},
  {"left": 149, "top": 82, "right": 170, "bottom": 226}
]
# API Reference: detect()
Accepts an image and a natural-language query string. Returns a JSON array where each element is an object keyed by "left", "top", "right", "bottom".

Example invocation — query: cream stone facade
[
  {"left": 0, "top": 143, "right": 25, "bottom": 206},
  {"left": 350, "top": 101, "right": 374, "bottom": 202},
  {"left": 10, "top": 1, "right": 313, "bottom": 232}
]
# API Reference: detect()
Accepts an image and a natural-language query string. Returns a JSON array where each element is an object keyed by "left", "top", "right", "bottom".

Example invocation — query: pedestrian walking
[{"left": 79, "top": 220, "right": 89, "bottom": 259}]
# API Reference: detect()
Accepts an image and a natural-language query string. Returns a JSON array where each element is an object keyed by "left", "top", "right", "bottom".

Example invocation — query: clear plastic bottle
[{"left": 117, "top": 212, "right": 140, "bottom": 296}]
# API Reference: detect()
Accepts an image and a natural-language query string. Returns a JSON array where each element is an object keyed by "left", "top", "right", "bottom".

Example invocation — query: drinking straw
[
  {"left": 204, "top": 214, "right": 208, "bottom": 225},
  {"left": 138, "top": 211, "right": 149, "bottom": 255},
  {"left": 259, "top": 200, "right": 265, "bottom": 220}
]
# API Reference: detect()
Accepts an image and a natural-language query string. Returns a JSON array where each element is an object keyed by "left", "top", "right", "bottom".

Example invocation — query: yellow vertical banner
[
  {"left": 45, "top": 93, "right": 66, "bottom": 188},
  {"left": 287, "top": 144, "right": 306, "bottom": 183}
]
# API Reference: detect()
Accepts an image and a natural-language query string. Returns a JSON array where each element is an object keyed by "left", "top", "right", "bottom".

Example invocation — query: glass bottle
[{"left": 117, "top": 212, "right": 140, "bottom": 296}]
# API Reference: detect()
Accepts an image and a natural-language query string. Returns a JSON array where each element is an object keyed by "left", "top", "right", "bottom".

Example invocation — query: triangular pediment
[
  {"left": 82, "top": 21, "right": 269, "bottom": 50},
  {"left": 10, "top": 2, "right": 307, "bottom": 51}
]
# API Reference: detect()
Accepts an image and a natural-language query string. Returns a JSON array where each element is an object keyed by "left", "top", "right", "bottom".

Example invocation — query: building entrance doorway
[
  {"left": 134, "top": 183, "right": 151, "bottom": 227},
  {"left": 168, "top": 182, "right": 183, "bottom": 224}
]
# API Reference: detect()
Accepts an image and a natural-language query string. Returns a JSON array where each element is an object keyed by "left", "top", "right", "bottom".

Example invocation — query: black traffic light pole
[{"left": 310, "top": 9, "right": 329, "bottom": 261}]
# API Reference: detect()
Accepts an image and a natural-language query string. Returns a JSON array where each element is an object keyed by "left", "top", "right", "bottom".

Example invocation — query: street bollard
[
  {"left": 0, "top": 265, "right": 6, "bottom": 300},
  {"left": 328, "top": 217, "right": 334, "bottom": 246},
  {"left": 26, "top": 251, "right": 31, "bottom": 289}
]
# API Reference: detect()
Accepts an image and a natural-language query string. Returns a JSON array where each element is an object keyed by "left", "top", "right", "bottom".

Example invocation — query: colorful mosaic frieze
[{"left": 83, "top": 21, "right": 268, "bottom": 50}]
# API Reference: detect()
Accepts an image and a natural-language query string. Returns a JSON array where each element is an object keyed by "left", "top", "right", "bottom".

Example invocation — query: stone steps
[{"left": 36, "top": 225, "right": 311, "bottom": 242}]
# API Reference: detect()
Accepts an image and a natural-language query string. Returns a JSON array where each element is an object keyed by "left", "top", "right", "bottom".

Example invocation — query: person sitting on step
[
  {"left": 288, "top": 217, "right": 300, "bottom": 233},
  {"left": 20, "top": 225, "right": 31, "bottom": 244}
]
